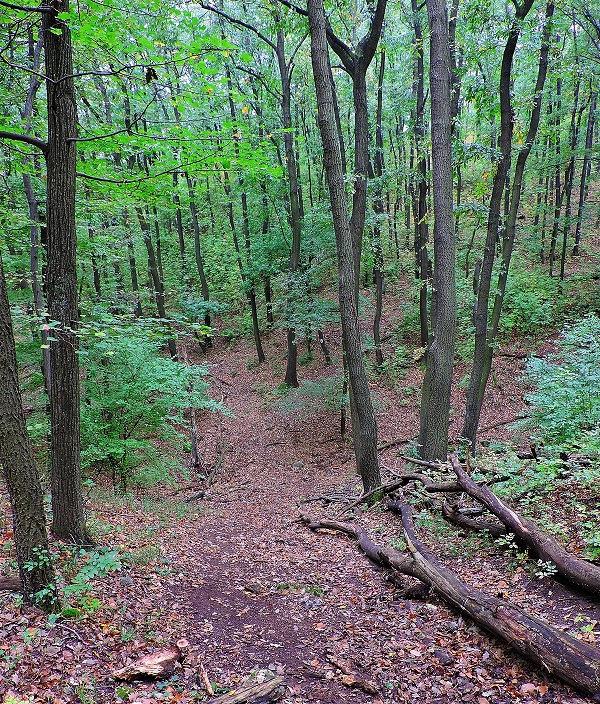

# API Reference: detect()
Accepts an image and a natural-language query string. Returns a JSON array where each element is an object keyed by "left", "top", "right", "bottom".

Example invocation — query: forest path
[{"left": 160, "top": 335, "right": 594, "bottom": 704}]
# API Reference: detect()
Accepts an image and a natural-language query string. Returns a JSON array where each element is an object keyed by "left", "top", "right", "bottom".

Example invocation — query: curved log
[
  {"left": 441, "top": 502, "right": 507, "bottom": 538},
  {"left": 449, "top": 453, "right": 600, "bottom": 595},
  {"left": 300, "top": 509, "right": 600, "bottom": 698}
]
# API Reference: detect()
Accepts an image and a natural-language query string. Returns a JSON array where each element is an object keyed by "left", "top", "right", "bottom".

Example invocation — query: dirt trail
[{"left": 163, "top": 336, "right": 595, "bottom": 704}]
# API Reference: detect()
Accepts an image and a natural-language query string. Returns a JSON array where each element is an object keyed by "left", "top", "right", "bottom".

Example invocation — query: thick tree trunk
[
  {"left": 43, "top": 1, "right": 91, "bottom": 545},
  {"left": 308, "top": 0, "right": 380, "bottom": 493},
  {"left": 0, "top": 253, "right": 58, "bottom": 611},
  {"left": 418, "top": 0, "right": 456, "bottom": 462}
]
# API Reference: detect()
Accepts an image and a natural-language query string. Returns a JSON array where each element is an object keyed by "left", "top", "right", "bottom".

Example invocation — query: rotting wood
[
  {"left": 377, "top": 437, "right": 412, "bottom": 451},
  {"left": 441, "top": 502, "right": 507, "bottom": 538},
  {"left": 113, "top": 641, "right": 188, "bottom": 681},
  {"left": 0, "top": 576, "right": 22, "bottom": 592},
  {"left": 207, "top": 677, "right": 285, "bottom": 704},
  {"left": 449, "top": 453, "right": 600, "bottom": 595},
  {"left": 300, "top": 510, "right": 600, "bottom": 697}
]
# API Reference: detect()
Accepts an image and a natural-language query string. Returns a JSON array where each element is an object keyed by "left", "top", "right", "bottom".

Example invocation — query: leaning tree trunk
[
  {"left": 418, "top": 0, "right": 456, "bottom": 462},
  {"left": 462, "top": 0, "right": 534, "bottom": 450},
  {"left": 43, "top": 0, "right": 91, "bottom": 545},
  {"left": 573, "top": 91, "right": 596, "bottom": 256},
  {"left": 0, "top": 253, "right": 58, "bottom": 611},
  {"left": 308, "top": 0, "right": 380, "bottom": 493}
]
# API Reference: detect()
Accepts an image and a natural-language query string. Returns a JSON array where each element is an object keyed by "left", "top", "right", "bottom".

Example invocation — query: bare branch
[
  {"left": 0, "top": 0, "right": 51, "bottom": 12},
  {"left": 0, "top": 131, "right": 47, "bottom": 153},
  {"left": 199, "top": 2, "right": 277, "bottom": 52}
]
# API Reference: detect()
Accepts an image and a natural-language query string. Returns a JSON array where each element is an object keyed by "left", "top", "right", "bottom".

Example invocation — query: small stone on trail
[{"left": 433, "top": 649, "right": 454, "bottom": 666}]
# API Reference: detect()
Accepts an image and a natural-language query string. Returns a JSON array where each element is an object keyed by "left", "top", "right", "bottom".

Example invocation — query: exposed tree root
[
  {"left": 449, "top": 453, "right": 600, "bottom": 595},
  {"left": 300, "top": 509, "right": 600, "bottom": 698}
]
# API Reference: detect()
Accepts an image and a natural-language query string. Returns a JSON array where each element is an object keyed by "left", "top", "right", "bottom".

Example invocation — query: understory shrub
[
  {"left": 80, "top": 324, "right": 223, "bottom": 489},
  {"left": 521, "top": 314, "right": 600, "bottom": 452}
]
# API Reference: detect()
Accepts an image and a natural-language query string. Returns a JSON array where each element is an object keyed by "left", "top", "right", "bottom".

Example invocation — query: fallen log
[
  {"left": 300, "top": 509, "right": 600, "bottom": 698},
  {"left": 449, "top": 453, "right": 600, "bottom": 595},
  {"left": 441, "top": 502, "right": 507, "bottom": 538},
  {"left": 0, "top": 576, "right": 22, "bottom": 592},
  {"left": 207, "top": 677, "right": 285, "bottom": 704}
]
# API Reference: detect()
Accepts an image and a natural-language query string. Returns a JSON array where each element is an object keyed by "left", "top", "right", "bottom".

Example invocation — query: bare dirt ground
[{"left": 1, "top": 313, "right": 599, "bottom": 704}]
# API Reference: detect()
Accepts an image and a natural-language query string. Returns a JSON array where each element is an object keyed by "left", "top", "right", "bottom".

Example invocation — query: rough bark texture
[
  {"left": 0, "top": 253, "right": 58, "bottom": 610},
  {"left": 301, "top": 510, "right": 600, "bottom": 697},
  {"left": 307, "top": 0, "right": 380, "bottom": 492},
  {"left": 418, "top": 0, "right": 456, "bottom": 462},
  {"left": 43, "top": 0, "right": 91, "bottom": 545}
]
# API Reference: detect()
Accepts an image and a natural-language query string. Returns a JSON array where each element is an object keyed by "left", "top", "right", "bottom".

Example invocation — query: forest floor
[{"left": 1, "top": 312, "right": 600, "bottom": 704}]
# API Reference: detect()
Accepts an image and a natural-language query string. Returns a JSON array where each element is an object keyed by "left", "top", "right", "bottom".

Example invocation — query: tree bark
[
  {"left": 418, "top": 0, "right": 456, "bottom": 462},
  {"left": 0, "top": 252, "right": 58, "bottom": 610},
  {"left": 43, "top": 0, "right": 91, "bottom": 545},
  {"left": 462, "top": 0, "right": 535, "bottom": 449},
  {"left": 307, "top": 0, "right": 380, "bottom": 493}
]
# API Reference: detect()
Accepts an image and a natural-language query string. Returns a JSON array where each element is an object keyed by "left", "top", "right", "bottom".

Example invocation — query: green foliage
[
  {"left": 521, "top": 315, "right": 600, "bottom": 449},
  {"left": 80, "top": 321, "right": 224, "bottom": 488},
  {"left": 274, "top": 372, "right": 347, "bottom": 417},
  {"left": 500, "top": 259, "right": 563, "bottom": 336}
]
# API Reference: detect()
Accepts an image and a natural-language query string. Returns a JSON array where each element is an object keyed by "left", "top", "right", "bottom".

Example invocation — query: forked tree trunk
[{"left": 307, "top": 0, "right": 380, "bottom": 493}]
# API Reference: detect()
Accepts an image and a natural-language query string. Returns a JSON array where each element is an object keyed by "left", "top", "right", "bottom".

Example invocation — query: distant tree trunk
[
  {"left": 372, "top": 50, "right": 386, "bottom": 370},
  {"left": 308, "top": 0, "right": 380, "bottom": 493},
  {"left": 185, "top": 172, "right": 211, "bottom": 333},
  {"left": 0, "top": 253, "right": 58, "bottom": 611},
  {"left": 135, "top": 208, "right": 178, "bottom": 360},
  {"left": 573, "top": 92, "right": 596, "bottom": 255},
  {"left": 560, "top": 75, "right": 582, "bottom": 280},
  {"left": 419, "top": 0, "right": 456, "bottom": 462},
  {"left": 274, "top": 22, "right": 302, "bottom": 389},
  {"left": 410, "top": 0, "right": 430, "bottom": 350},
  {"left": 548, "top": 76, "right": 562, "bottom": 277},
  {"left": 43, "top": 0, "right": 91, "bottom": 545}
]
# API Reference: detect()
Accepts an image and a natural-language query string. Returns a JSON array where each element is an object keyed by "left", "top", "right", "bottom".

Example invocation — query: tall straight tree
[
  {"left": 418, "top": 0, "right": 456, "bottom": 461},
  {"left": 462, "top": 0, "right": 541, "bottom": 450},
  {"left": 307, "top": 0, "right": 380, "bottom": 493},
  {"left": 43, "top": 1, "right": 91, "bottom": 544},
  {"left": 0, "top": 3, "right": 91, "bottom": 544}
]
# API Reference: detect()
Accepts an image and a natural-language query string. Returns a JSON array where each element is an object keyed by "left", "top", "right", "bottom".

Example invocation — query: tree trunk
[
  {"left": 135, "top": 208, "right": 178, "bottom": 360},
  {"left": 418, "top": 0, "right": 456, "bottom": 462},
  {"left": 185, "top": 172, "right": 211, "bottom": 333},
  {"left": 573, "top": 92, "right": 596, "bottom": 255},
  {"left": 302, "top": 509, "right": 600, "bottom": 698},
  {"left": 308, "top": 0, "right": 380, "bottom": 493},
  {"left": 462, "top": 0, "right": 534, "bottom": 449},
  {"left": 0, "top": 252, "right": 58, "bottom": 611},
  {"left": 43, "top": 1, "right": 91, "bottom": 545},
  {"left": 372, "top": 50, "right": 386, "bottom": 370}
]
